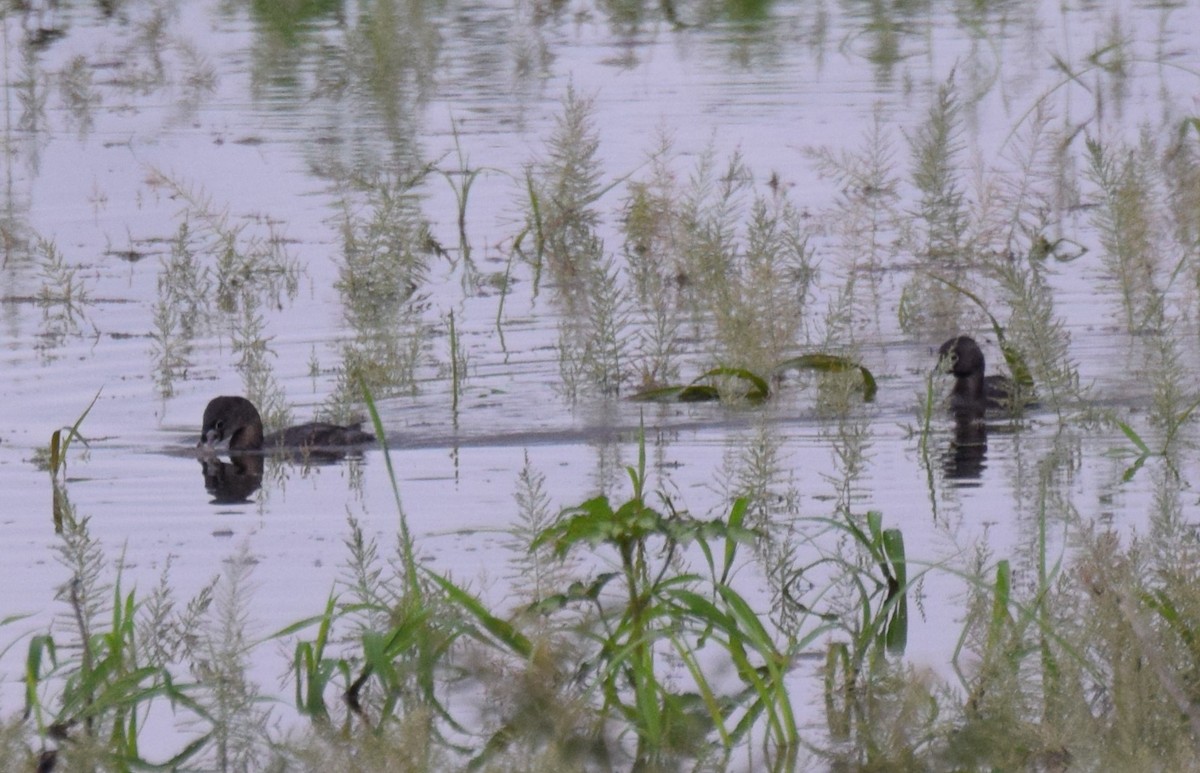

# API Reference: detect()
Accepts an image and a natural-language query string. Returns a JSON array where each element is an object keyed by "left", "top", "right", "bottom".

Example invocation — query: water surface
[{"left": 2, "top": 0, "right": 1198, "bottom": 765}]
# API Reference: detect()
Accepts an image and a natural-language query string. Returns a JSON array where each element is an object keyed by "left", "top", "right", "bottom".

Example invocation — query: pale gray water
[{"left": 2, "top": 0, "right": 1198, "bottom": 764}]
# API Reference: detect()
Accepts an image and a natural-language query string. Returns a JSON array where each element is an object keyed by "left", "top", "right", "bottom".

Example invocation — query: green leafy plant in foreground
[
  {"left": 282, "top": 430, "right": 809, "bottom": 768},
  {"left": 27, "top": 401, "right": 210, "bottom": 770},
  {"left": 282, "top": 386, "right": 455, "bottom": 743},
  {"left": 280, "top": 389, "right": 916, "bottom": 768},
  {"left": 819, "top": 510, "right": 910, "bottom": 748},
  {"left": 24, "top": 567, "right": 207, "bottom": 770},
  {"left": 527, "top": 428, "right": 810, "bottom": 767}
]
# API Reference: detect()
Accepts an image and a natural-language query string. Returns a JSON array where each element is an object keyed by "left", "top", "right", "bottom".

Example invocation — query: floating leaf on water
[
  {"left": 678, "top": 384, "right": 722, "bottom": 402},
  {"left": 695, "top": 367, "right": 770, "bottom": 402},
  {"left": 774, "top": 354, "right": 877, "bottom": 402},
  {"left": 629, "top": 367, "right": 769, "bottom": 404},
  {"left": 629, "top": 384, "right": 720, "bottom": 403}
]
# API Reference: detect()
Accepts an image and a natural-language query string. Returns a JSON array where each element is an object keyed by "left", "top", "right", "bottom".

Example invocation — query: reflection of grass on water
[{"left": 34, "top": 236, "right": 94, "bottom": 346}]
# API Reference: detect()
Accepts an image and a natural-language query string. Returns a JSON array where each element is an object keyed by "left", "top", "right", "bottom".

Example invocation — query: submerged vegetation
[{"left": 5, "top": 0, "right": 1200, "bottom": 770}]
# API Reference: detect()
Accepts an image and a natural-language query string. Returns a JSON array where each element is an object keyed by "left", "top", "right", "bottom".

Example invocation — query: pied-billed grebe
[
  {"left": 937, "top": 336, "right": 1018, "bottom": 418},
  {"left": 198, "top": 396, "right": 375, "bottom": 452}
]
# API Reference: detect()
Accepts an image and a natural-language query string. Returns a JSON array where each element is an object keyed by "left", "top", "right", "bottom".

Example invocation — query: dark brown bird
[
  {"left": 198, "top": 396, "right": 375, "bottom": 452},
  {"left": 937, "top": 336, "right": 1017, "bottom": 419}
]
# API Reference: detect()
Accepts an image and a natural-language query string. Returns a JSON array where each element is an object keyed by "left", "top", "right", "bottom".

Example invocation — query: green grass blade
[
  {"left": 426, "top": 571, "right": 532, "bottom": 658},
  {"left": 721, "top": 497, "right": 748, "bottom": 585},
  {"left": 359, "top": 382, "right": 422, "bottom": 600},
  {"left": 1116, "top": 419, "right": 1151, "bottom": 455}
]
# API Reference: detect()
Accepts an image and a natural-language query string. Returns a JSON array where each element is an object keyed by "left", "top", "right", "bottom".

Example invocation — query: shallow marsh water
[{"left": 3, "top": 0, "right": 1200, "bottom": 767}]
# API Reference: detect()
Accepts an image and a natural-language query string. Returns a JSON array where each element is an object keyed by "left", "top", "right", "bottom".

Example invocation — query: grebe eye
[{"left": 215, "top": 420, "right": 225, "bottom": 431}]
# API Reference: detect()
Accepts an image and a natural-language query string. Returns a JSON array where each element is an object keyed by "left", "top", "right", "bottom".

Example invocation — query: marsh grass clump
[
  {"left": 152, "top": 173, "right": 301, "bottom": 314},
  {"left": 1163, "top": 120, "right": 1200, "bottom": 296},
  {"left": 812, "top": 506, "right": 912, "bottom": 756},
  {"left": 557, "top": 244, "right": 632, "bottom": 398},
  {"left": 937, "top": 438, "right": 1088, "bottom": 769},
  {"left": 898, "top": 73, "right": 976, "bottom": 335},
  {"left": 807, "top": 109, "right": 903, "bottom": 332},
  {"left": 911, "top": 74, "right": 968, "bottom": 263},
  {"left": 1120, "top": 324, "right": 1199, "bottom": 462},
  {"left": 622, "top": 136, "right": 688, "bottom": 389},
  {"left": 774, "top": 410, "right": 923, "bottom": 769},
  {"left": 174, "top": 37, "right": 219, "bottom": 105},
  {"left": 505, "top": 453, "right": 578, "bottom": 602},
  {"left": 523, "top": 88, "right": 637, "bottom": 399},
  {"left": 0, "top": 715, "right": 29, "bottom": 769},
  {"left": 32, "top": 404, "right": 274, "bottom": 767},
  {"left": 437, "top": 123, "right": 495, "bottom": 268},
  {"left": 672, "top": 147, "right": 752, "bottom": 303},
  {"left": 531, "top": 101, "right": 821, "bottom": 401},
  {"left": 526, "top": 441, "right": 802, "bottom": 767},
  {"left": 1085, "top": 136, "right": 1167, "bottom": 333},
  {"left": 948, "top": 556, "right": 1055, "bottom": 768},
  {"left": 135, "top": 560, "right": 216, "bottom": 674},
  {"left": 962, "top": 108, "right": 1081, "bottom": 418},
  {"left": 232, "top": 301, "right": 292, "bottom": 431},
  {"left": 975, "top": 105, "right": 1067, "bottom": 256},
  {"left": 674, "top": 149, "right": 819, "bottom": 375},
  {"left": 625, "top": 139, "right": 818, "bottom": 385},
  {"left": 713, "top": 419, "right": 812, "bottom": 639},
  {"left": 148, "top": 173, "right": 304, "bottom": 410},
  {"left": 280, "top": 707, "right": 446, "bottom": 771},
  {"left": 714, "top": 417, "right": 793, "bottom": 531},
  {"left": 192, "top": 546, "right": 276, "bottom": 770},
  {"left": 15, "top": 41, "right": 49, "bottom": 133},
  {"left": 151, "top": 222, "right": 210, "bottom": 397},
  {"left": 324, "top": 172, "right": 433, "bottom": 420},
  {"left": 334, "top": 172, "right": 432, "bottom": 306},
  {"left": 314, "top": 516, "right": 595, "bottom": 769},
  {"left": 283, "top": 467, "right": 457, "bottom": 744},
  {"left": 523, "top": 83, "right": 605, "bottom": 293},
  {"left": 332, "top": 516, "right": 396, "bottom": 636},
  {"left": 25, "top": 507, "right": 208, "bottom": 770},
  {"left": 824, "top": 660, "right": 944, "bottom": 770},
  {"left": 1022, "top": 491, "right": 1200, "bottom": 769},
  {"left": 989, "top": 252, "right": 1078, "bottom": 418},
  {"left": 712, "top": 195, "right": 816, "bottom": 376}
]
